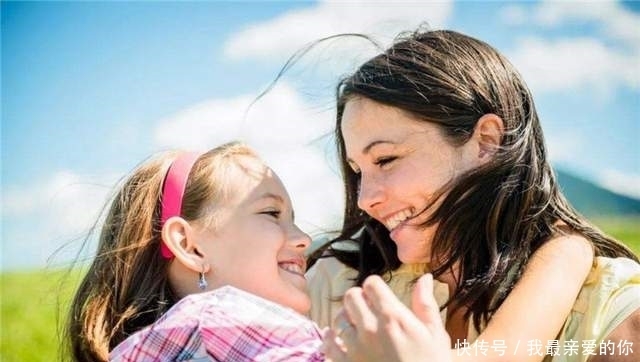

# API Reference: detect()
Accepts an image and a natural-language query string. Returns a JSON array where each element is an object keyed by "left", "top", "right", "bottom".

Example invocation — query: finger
[
  {"left": 335, "top": 317, "right": 369, "bottom": 362},
  {"left": 361, "top": 275, "right": 414, "bottom": 322},
  {"left": 411, "top": 273, "right": 444, "bottom": 331},
  {"left": 337, "top": 316, "right": 358, "bottom": 344},
  {"left": 329, "top": 311, "right": 357, "bottom": 351},
  {"left": 332, "top": 309, "right": 353, "bottom": 336},
  {"left": 342, "top": 287, "right": 377, "bottom": 334},
  {"left": 322, "top": 328, "right": 348, "bottom": 362}
]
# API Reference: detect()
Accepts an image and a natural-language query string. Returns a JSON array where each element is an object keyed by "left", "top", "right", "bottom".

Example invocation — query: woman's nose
[{"left": 357, "top": 173, "right": 385, "bottom": 213}]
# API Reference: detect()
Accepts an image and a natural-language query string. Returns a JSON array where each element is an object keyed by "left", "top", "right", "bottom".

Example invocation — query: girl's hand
[{"left": 322, "top": 273, "right": 452, "bottom": 362}]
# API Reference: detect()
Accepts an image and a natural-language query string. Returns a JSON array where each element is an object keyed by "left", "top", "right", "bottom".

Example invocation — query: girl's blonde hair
[{"left": 65, "top": 141, "right": 258, "bottom": 362}]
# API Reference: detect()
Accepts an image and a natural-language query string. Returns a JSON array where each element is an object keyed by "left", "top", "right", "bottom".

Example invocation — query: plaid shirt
[{"left": 110, "top": 286, "right": 324, "bottom": 361}]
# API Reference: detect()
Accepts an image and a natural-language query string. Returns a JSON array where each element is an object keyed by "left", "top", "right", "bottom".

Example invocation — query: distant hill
[{"left": 556, "top": 168, "right": 640, "bottom": 217}]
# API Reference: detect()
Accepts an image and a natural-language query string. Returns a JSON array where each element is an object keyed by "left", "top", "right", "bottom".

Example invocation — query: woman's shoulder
[
  {"left": 537, "top": 229, "right": 594, "bottom": 269},
  {"left": 545, "top": 226, "right": 593, "bottom": 251},
  {"left": 559, "top": 256, "right": 640, "bottom": 350}
]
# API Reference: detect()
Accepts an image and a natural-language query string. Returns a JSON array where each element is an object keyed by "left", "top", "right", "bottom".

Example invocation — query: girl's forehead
[
  {"left": 232, "top": 154, "right": 269, "bottom": 175},
  {"left": 225, "top": 157, "right": 288, "bottom": 200}
]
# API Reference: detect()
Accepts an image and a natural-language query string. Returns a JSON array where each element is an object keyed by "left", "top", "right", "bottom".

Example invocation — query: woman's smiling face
[{"left": 340, "top": 97, "right": 479, "bottom": 264}]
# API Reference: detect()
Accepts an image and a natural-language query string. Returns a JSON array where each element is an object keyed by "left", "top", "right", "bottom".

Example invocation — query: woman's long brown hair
[{"left": 309, "top": 29, "right": 638, "bottom": 332}]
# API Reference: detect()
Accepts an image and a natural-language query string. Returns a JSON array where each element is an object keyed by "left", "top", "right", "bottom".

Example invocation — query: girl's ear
[
  {"left": 474, "top": 113, "right": 504, "bottom": 161},
  {"left": 161, "top": 216, "right": 210, "bottom": 274}
]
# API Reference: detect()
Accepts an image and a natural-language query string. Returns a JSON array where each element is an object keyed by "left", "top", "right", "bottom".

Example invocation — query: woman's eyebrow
[
  {"left": 364, "top": 140, "right": 397, "bottom": 154},
  {"left": 347, "top": 140, "right": 397, "bottom": 164}
]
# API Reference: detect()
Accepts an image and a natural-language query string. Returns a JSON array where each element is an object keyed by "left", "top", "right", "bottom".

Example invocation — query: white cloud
[
  {"left": 545, "top": 129, "right": 585, "bottom": 165},
  {"left": 223, "top": 0, "right": 453, "bottom": 63},
  {"left": 499, "top": 5, "right": 528, "bottom": 26},
  {"left": 500, "top": 1, "right": 640, "bottom": 48},
  {"left": 534, "top": 1, "right": 640, "bottom": 48},
  {"left": 153, "top": 82, "right": 344, "bottom": 235},
  {"left": 154, "top": 94, "right": 254, "bottom": 151},
  {"left": 508, "top": 36, "right": 639, "bottom": 96},
  {"left": 3, "top": 171, "right": 113, "bottom": 232},
  {"left": 499, "top": 1, "right": 639, "bottom": 96},
  {"left": 154, "top": 82, "right": 333, "bottom": 149},
  {"left": 597, "top": 169, "right": 640, "bottom": 199},
  {"left": 2, "top": 171, "right": 117, "bottom": 269}
]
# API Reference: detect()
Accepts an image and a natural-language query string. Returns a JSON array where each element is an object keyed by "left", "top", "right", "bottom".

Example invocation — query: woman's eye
[
  {"left": 347, "top": 163, "right": 360, "bottom": 175},
  {"left": 374, "top": 156, "right": 397, "bottom": 167}
]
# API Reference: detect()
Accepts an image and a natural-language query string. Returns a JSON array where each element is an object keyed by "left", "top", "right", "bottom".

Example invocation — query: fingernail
[{"left": 322, "top": 327, "right": 333, "bottom": 339}]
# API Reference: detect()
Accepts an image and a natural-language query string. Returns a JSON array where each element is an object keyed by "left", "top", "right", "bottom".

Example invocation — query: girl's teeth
[{"left": 280, "top": 263, "right": 302, "bottom": 274}]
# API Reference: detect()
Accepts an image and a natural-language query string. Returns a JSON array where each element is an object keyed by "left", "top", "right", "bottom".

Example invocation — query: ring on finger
[{"left": 335, "top": 317, "right": 355, "bottom": 337}]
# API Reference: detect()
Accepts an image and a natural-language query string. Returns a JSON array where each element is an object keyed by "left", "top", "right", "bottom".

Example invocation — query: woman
[{"left": 307, "top": 29, "right": 640, "bottom": 362}]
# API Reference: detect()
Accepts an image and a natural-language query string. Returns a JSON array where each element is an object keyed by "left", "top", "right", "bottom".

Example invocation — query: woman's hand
[{"left": 322, "top": 273, "right": 452, "bottom": 362}]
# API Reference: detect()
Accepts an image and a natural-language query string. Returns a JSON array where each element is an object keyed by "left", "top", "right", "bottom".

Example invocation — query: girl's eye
[
  {"left": 261, "top": 210, "right": 281, "bottom": 219},
  {"left": 374, "top": 156, "right": 397, "bottom": 168}
]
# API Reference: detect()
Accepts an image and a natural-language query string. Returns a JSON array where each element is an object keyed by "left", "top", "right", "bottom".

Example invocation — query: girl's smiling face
[
  {"left": 195, "top": 155, "right": 312, "bottom": 314},
  {"left": 341, "top": 97, "right": 479, "bottom": 264}
]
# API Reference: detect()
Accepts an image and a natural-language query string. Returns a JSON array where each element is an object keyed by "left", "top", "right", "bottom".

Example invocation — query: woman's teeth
[{"left": 385, "top": 209, "right": 413, "bottom": 231}]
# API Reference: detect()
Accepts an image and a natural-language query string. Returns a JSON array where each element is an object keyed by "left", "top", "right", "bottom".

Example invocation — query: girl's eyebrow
[{"left": 257, "top": 192, "right": 284, "bottom": 203}]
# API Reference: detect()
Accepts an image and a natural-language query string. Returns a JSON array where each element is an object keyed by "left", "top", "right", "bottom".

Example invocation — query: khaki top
[{"left": 306, "top": 256, "right": 640, "bottom": 362}]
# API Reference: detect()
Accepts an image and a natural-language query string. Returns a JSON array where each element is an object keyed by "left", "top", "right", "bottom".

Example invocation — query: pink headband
[{"left": 159, "top": 151, "right": 202, "bottom": 259}]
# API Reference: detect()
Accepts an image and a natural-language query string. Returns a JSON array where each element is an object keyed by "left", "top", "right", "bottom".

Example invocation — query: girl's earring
[{"left": 198, "top": 265, "right": 208, "bottom": 291}]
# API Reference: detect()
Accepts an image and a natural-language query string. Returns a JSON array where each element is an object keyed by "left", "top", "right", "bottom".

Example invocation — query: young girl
[{"left": 66, "top": 142, "right": 324, "bottom": 361}]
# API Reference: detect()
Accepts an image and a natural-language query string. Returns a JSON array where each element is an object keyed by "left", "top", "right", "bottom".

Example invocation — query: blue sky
[{"left": 2, "top": 1, "right": 639, "bottom": 271}]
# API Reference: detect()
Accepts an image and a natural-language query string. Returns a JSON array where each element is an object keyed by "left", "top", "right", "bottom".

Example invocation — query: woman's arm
[
  {"left": 457, "top": 233, "right": 594, "bottom": 362},
  {"left": 323, "top": 234, "right": 594, "bottom": 362}
]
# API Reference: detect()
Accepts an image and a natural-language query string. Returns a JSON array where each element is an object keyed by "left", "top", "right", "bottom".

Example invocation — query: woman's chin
[
  {"left": 397, "top": 249, "right": 430, "bottom": 264},
  {"left": 392, "top": 230, "right": 431, "bottom": 264}
]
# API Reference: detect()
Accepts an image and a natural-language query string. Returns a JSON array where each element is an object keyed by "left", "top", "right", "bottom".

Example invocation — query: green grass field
[
  {"left": 0, "top": 268, "right": 83, "bottom": 362},
  {"left": 2, "top": 217, "right": 639, "bottom": 361}
]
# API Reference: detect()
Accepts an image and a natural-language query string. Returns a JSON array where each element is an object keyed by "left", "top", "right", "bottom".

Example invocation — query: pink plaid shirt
[{"left": 110, "top": 286, "right": 324, "bottom": 361}]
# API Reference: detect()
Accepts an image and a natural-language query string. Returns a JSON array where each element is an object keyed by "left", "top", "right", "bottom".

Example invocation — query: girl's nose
[{"left": 288, "top": 224, "right": 311, "bottom": 250}]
